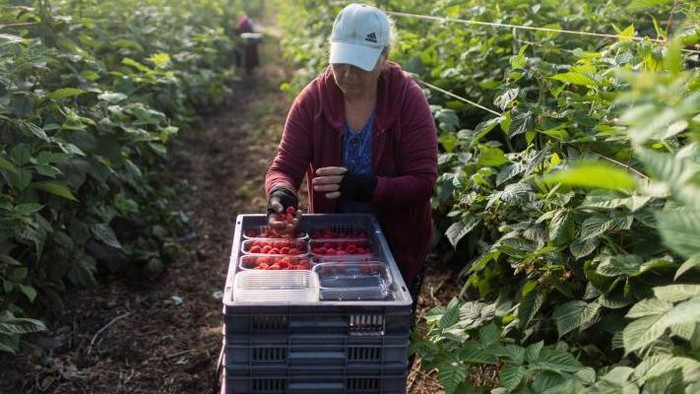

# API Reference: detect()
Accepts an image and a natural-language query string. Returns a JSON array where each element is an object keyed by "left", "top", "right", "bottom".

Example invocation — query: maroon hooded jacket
[{"left": 265, "top": 63, "right": 438, "bottom": 287}]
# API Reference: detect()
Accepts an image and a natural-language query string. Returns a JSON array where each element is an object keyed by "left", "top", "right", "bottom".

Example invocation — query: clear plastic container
[
  {"left": 242, "top": 225, "right": 307, "bottom": 240},
  {"left": 311, "top": 254, "right": 379, "bottom": 265},
  {"left": 307, "top": 224, "right": 369, "bottom": 241},
  {"left": 233, "top": 270, "right": 319, "bottom": 303},
  {"left": 239, "top": 254, "right": 312, "bottom": 271},
  {"left": 312, "top": 261, "right": 391, "bottom": 301},
  {"left": 309, "top": 239, "right": 373, "bottom": 257},
  {"left": 241, "top": 239, "right": 308, "bottom": 255}
]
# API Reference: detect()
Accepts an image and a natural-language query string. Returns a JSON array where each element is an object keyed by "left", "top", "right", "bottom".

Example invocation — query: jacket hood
[{"left": 316, "top": 62, "right": 412, "bottom": 133}]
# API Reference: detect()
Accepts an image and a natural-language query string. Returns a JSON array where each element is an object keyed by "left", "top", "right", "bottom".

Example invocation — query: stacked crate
[{"left": 221, "top": 214, "right": 413, "bottom": 394}]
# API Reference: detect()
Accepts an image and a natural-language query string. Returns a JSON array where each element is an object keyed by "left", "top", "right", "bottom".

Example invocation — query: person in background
[
  {"left": 264, "top": 3, "right": 438, "bottom": 309},
  {"left": 235, "top": 13, "right": 260, "bottom": 74}
]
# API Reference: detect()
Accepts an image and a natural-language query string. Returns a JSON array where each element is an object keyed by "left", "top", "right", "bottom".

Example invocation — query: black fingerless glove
[
  {"left": 339, "top": 172, "right": 377, "bottom": 202},
  {"left": 267, "top": 187, "right": 298, "bottom": 216}
]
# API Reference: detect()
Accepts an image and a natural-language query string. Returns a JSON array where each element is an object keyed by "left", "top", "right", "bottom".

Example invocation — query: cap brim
[{"left": 329, "top": 41, "right": 383, "bottom": 72}]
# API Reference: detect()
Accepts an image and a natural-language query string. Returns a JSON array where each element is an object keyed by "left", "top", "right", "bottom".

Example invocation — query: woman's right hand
[
  {"left": 268, "top": 201, "right": 302, "bottom": 233},
  {"left": 267, "top": 187, "right": 301, "bottom": 233}
]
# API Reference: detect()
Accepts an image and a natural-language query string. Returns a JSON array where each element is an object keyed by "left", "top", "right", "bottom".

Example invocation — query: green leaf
[
  {"left": 36, "top": 151, "right": 73, "bottom": 164},
  {"left": 14, "top": 203, "right": 44, "bottom": 216},
  {"left": 570, "top": 237, "right": 599, "bottom": 259},
  {"left": 496, "top": 163, "right": 525, "bottom": 186},
  {"left": 438, "top": 354, "right": 469, "bottom": 394},
  {"left": 18, "top": 284, "right": 37, "bottom": 303},
  {"left": 653, "top": 285, "right": 700, "bottom": 303},
  {"left": 499, "top": 183, "right": 533, "bottom": 204},
  {"left": 627, "top": 0, "right": 674, "bottom": 10},
  {"left": 0, "top": 34, "right": 24, "bottom": 45},
  {"left": 98, "top": 91, "right": 128, "bottom": 104},
  {"left": 18, "top": 121, "right": 50, "bottom": 142},
  {"left": 669, "top": 323, "right": 695, "bottom": 341},
  {"left": 626, "top": 298, "right": 672, "bottom": 318},
  {"left": 580, "top": 192, "right": 652, "bottom": 212},
  {"left": 637, "top": 149, "right": 700, "bottom": 208},
  {"left": 509, "top": 111, "right": 535, "bottom": 137},
  {"left": 9, "top": 267, "right": 27, "bottom": 281},
  {"left": 552, "top": 301, "right": 602, "bottom": 337},
  {"left": 675, "top": 255, "right": 700, "bottom": 279},
  {"left": 549, "top": 209, "right": 575, "bottom": 245},
  {"left": 518, "top": 289, "right": 544, "bottom": 329},
  {"left": 601, "top": 366, "right": 635, "bottom": 385},
  {"left": 0, "top": 155, "right": 17, "bottom": 173},
  {"left": 510, "top": 45, "right": 528, "bottom": 69},
  {"left": 90, "top": 223, "right": 122, "bottom": 249},
  {"left": 498, "top": 344, "right": 526, "bottom": 365},
  {"left": 445, "top": 216, "right": 480, "bottom": 249},
  {"left": 529, "top": 349, "right": 583, "bottom": 373},
  {"left": 542, "top": 162, "right": 636, "bottom": 191},
  {"left": 32, "top": 182, "right": 78, "bottom": 201},
  {"left": 550, "top": 72, "right": 597, "bottom": 87},
  {"left": 531, "top": 371, "right": 568, "bottom": 393},
  {"left": 500, "top": 364, "right": 527, "bottom": 391},
  {"left": 0, "top": 335, "right": 19, "bottom": 354},
  {"left": 638, "top": 356, "right": 700, "bottom": 387},
  {"left": 654, "top": 210, "right": 700, "bottom": 258},
  {"left": 468, "top": 116, "right": 506, "bottom": 147},
  {"left": 478, "top": 146, "right": 509, "bottom": 167},
  {"left": 460, "top": 341, "right": 498, "bottom": 364},
  {"left": 494, "top": 88, "right": 519, "bottom": 111},
  {"left": 623, "top": 314, "right": 664, "bottom": 354},
  {"left": 624, "top": 298, "right": 700, "bottom": 353},
  {"left": 479, "top": 323, "right": 500, "bottom": 347},
  {"left": 525, "top": 341, "right": 544, "bottom": 363},
  {"left": 576, "top": 367, "right": 597, "bottom": 385},
  {"left": 122, "top": 57, "right": 151, "bottom": 72},
  {"left": 642, "top": 368, "right": 684, "bottom": 394},
  {"left": 618, "top": 25, "right": 635, "bottom": 41},
  {"left": 0, "top": 312, "right": 46, "bottom": 335},
  {"left": 48, "top": 88, "right": 86, "bottom": 100},
  {"left": 579, "top": 215, "right": 609, "bottom": 240},
  {"left": 148, "top": 52, "right": 171, "bottom": 68},
  {"left": 435, "top": 108, "right": 460, "bottom": 133},
  {"left": 0, "top": 255, "right": 21, "bottom": 266},
  {"left": 596, "top": 255, "right": 644, "bottom": 277},
  {"left": 664, "top": 38, "right": 683, "bottom": 75}
]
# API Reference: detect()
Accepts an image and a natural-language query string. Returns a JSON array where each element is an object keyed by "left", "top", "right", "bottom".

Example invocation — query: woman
[
  {"left": 235, "top": 13, "right": 260, "bottom": 74},
  {"left": 265, "top": 3, "right": 437, "bottom": 294}
]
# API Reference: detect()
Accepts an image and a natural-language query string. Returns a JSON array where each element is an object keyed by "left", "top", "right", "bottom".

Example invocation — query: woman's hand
[
  {"left": 267, "top": 187, "right": 301, "bottom": 233},
  {"left": 268, "top": 204, "right": 302, "bottom": 233},
  {"left": 312, "top": 166, "right": 347, "bottom": 199}
]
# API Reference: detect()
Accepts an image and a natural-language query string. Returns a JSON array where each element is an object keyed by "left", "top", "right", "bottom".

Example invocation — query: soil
[{"left": 0, "top": 8, "right": 462, "bottom": 394}]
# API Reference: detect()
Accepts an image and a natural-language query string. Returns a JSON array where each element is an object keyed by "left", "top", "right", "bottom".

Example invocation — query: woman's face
[{"left": 331, "top": 54, "right": 386, "bottom": 96}]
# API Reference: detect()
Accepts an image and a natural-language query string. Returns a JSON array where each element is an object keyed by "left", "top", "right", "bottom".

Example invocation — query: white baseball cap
[{"left": 329, "top": 4, "right": 390, "bottom": 72}]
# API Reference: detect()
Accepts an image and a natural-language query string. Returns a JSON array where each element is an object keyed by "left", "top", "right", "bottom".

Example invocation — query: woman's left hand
[{"left": 312, "top": 166, "right": 347, "bottom": 199}]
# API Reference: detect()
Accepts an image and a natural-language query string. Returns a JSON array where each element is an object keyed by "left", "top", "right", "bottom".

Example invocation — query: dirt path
[{"left": 0, "top": 6, "right": 458, "bottom": 394}]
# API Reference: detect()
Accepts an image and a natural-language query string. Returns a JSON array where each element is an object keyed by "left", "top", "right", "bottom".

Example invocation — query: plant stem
[{"left": 665, "top": 0, "right": 679, "bottom": 38}]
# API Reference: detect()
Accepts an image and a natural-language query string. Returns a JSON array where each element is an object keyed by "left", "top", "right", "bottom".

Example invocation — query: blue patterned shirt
[{"left": 337, "top": 112, "right": 376, "bottom": 213}]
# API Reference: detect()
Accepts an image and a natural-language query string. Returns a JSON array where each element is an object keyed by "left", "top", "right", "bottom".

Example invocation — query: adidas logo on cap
[{"left": 365, "top": 32, "right": 377, "bottom": 43}]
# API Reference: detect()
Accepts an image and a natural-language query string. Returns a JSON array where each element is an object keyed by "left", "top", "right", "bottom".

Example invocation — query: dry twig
[
  {"left": 88, "top": 312, "right": 131, "bottom": 355},
  {"left": 164, "top": 349, "right": 193, "bottom": 360}
]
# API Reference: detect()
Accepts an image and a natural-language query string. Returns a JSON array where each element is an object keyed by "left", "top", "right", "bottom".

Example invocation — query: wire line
[
  {"left": 386, "top": 11, "right": 700, "bottom": 54},
  {"left": 415, "top": 78, "right": 502, "bottom": 117}
]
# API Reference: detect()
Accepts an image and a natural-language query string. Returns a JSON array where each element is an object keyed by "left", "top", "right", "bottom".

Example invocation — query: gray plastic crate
[
  {"left": 225, "top": 334, "right": 408, "bottom": 368},
  {"left": 222, "top": 214, "right": 413, "bottom": 336},
  {"left": 222, "top": 304, "right": 411, "bottom": 337},
  {"left": 222, "top": 365, "right": 407, "bottom": 394}
]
